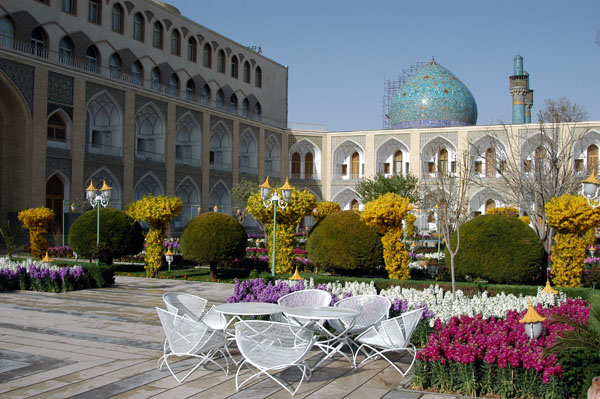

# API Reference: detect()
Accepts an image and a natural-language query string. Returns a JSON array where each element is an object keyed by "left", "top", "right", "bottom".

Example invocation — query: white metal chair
[
  {"left": 156, "top": 307, "right": 228, "bottom": 383},
  {"left": 328, "top": 295, "right": 391, "bottom": 358},
  {"left": 274, "top": 289, "right": 332, "bottom": 325},
  {"left": 353, "top": 307, "right": 425, "bottom": 376},
  {"left": 235, "top": 320, "right": 315, "bottom": 396},
  {"left": 162, "top": 292, "right": 208, "bottom": 321}
]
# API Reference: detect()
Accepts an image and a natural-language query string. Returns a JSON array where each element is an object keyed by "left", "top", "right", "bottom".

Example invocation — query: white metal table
[{"left": 283, "top": 306, "right": 360, "bottom": 371}]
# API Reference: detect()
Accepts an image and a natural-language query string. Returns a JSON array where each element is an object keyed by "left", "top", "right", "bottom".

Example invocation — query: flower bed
[{"left": 412, "top": 298, "right": 589, "bottom": 398}]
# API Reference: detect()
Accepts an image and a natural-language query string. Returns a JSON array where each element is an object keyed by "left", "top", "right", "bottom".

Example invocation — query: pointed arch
[
  {"left": 86, "top": 91, "right": 123, "bottom": 157},
  {"left": 333, "top": 139, "right": 364, "bottom": 180},
  {"left": 421, "top": 136, "right": 456, "bottom": 178},
  {"left": 573, "top": 130, "right": 600, "bottom": 174},
  {"left": 332, "top": 188, "right": 362, "bottom": 211},
  {"left": 176, "top": 112, "right": 201, "bottom": 167},
  {"left": 469, "top": 187, "right": 505, "bottom": 217},
  {"left": 376, "top": 137, "right": 409, "bottom": 176},
  {"left": 174, "top": 176, "right": 201, "bottom": 230},
  {"left": 209, "top": 121, "right": 232, "bottom": 171},
  {"left": 209, "top": 180, "right": 231, "bottom": 215},
  {"left": 46, "top": 173, "right": 68, "bottom": 236},
  {"left": 289, "top": 138, "right": 321, "bottom": 180},
  {"left": 134, "top": 172, "right": 163, "bottom": 200},
  {"left": 471, "top": 134, "right": 506, "bottom": 178},
  {"left": 264, "top": 134, "right": 281, "bottom": 178},
  {"left": 47, "top": 108, "right": 72, "bottom": 150},
  {"left": 87, "top": 167, "right": 122, "bottom": 209},
  {"left": 239, "top": 127, "right": 258, "bottom": 175},
  {"left": 135, "top": 103, "right": 165, "bottom": 162}
]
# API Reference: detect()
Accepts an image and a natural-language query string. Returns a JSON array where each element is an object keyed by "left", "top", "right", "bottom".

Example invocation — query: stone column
[
  {"left": 70, "top": 76, "right": 86, "bottom": 204},
  {"left": 122, "top": 91, "right": 135, "bottom": 205},
  {"left": 165, "top": 102, "right": 176, "bottom": 195},
  {"left": 201, "top": 113, "right": 211, "bottom": 211}
]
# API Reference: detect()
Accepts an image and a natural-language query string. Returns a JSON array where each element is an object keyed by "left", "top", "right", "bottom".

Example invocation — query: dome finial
[{"left": 431, "top": 56, "right": 435, "bottom": 63}]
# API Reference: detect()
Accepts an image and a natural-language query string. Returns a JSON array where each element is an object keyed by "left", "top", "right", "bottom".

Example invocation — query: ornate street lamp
[
  {"left": 260, "top": 176, "right": 293, "bottom": 277},
  {"left": 86, "top": 179, "right": 112, "bottom": 247},
  {"left": 41, "top": 252, "right": 53, "bottom": 268},
  {"left": 165, "top": 248, "right": 174, "bottom": 273},
  {"left": 519, "top": 300, "right": 546, "bottom": 340},
  {"left": 582, "top": 173, "right": 600, "bottom": 209}
]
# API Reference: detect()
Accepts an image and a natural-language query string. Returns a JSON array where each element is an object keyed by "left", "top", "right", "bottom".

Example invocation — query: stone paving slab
[{"left": 0, "top": 276, "right": 475, "bottom": 398}]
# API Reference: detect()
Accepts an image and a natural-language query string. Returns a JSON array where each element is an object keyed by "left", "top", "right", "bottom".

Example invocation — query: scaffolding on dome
[{"left": 382, "top": 60, "right": 427, "bottom": 129}]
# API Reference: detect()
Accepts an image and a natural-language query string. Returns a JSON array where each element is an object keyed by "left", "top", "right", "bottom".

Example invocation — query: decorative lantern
[
  {"left": 260, "top": 177, "right": 273, "bottom": 202},
  {"left": 165, "top": 248, "right": 174, "bottom": 273},
  {"left": 281, "top": 177, "right": 293, "bottom": 203},
  {"left": 41, "top": 252, "right": 53, "bottom": 268},
  {"left": 289, "top": 267, "right": 303, "bottom": 285},
  {"left": 519, "top": 299, "right": 546, "bottom": 340},
  {"left": 543, "top": 279, "right": 558, "bottom": 295}
]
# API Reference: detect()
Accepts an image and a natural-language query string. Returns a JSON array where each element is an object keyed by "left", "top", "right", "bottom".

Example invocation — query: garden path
[{"left": 0, "top": 276, "right": 474, "bottom": 399}]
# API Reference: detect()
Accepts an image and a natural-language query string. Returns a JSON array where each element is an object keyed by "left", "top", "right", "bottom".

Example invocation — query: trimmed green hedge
[
  {"left": 445, "top": 214, "right": 545, "bottom": 284},
  {"left": 81, "top": 263, "right": 115, "bottom": 288},
  {"left": 306, "top": 211, "right": 384, "bottom": 276}
]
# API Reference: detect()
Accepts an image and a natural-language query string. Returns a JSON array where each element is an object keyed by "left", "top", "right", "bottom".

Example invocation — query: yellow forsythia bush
[
  {"left": 247, "top": 188, "right": 316, "bottom": 273},
  {"left": 545, "top": 194, "right": 600, "bottom": 287},
  {"left": 361, "top": 193, "right": 412, "bottom": 280},
  {"left": 18, "top": 207, "right": 54, "bottom": 259},
  {"left": 406, "top": 213, "right": 416, "bottom": 237},
  {"left": 127, "top": 195, "right": 182, "bottom": 277},
  {"left": 313, "top": 201, "right": 341, "bottom": 223},
  {"left": 486, "top": 207, "right": 520, "bottom": 218}
]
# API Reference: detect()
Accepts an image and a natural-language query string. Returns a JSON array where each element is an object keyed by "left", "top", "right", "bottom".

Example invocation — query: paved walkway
[{"left": 0, "top": 277, "right": 471, "bottom": 398}]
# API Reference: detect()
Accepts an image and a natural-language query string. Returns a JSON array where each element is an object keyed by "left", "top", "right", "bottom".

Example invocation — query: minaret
[
  {"left": 509, "top": 55, "right": 527, "bottom": 124},
  {"left": 524, "top": 71, "right": 534, "bottom": 123}
]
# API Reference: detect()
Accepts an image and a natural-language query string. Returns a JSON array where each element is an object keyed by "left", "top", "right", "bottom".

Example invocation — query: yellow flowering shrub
[
  {"left": 519, "top": 216, "right": 531, "bottom": 225},
  {"left": 127, "top": 195, "right": 182, "bottom": 277},
  {"left": 486, "top": 207, "right": 520, "bottom": 218},
  {"left": 361, "top": 193, "right": 412, "bottom": 280},
  {"left": 247, "top": 189, "right": 316, "bottom": 273},
  {"left": 18, "top": 207, "right": 54, "bottom": 259},
  {"left": 313, "top": 201, "right": 341, "bottom": 223},
  {"left": 406, "top": 213, "right": 416, "bottom": 237},
  {"left": 545, "top": 194, "right": 600, "bottom": 287}
]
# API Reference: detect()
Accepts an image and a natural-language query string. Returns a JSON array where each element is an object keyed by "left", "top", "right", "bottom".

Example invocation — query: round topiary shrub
[
  {"left": 180, "top": 212, "right": 247, "bottom": 280},
  {"left": 306, "top": 210, "right": 383, "bottom": 276},
  {"left": 68, "top": 207, "right": 144, "bottom": 265},
  {"left": 445, "top": 214, "right": 545, "bottom": 284}
]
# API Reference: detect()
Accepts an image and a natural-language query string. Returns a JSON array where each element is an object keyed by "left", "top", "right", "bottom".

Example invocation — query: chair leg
[{"left": 236, "top": 361, "right": 307, "bottom": 396}]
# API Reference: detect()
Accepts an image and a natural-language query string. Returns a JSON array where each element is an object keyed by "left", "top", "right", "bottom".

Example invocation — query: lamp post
[
  {"left": 85, "top": 179, "right": 112, "bottom": 247},
  {"left": 260, "top": 176, "right": 293, "bottom": 277},
  {"left": 61, "top": 200, "right": 69, "bottom": 247},
  {"left": 213, "top": 204, "right": 219, "bottom": 212},
  {"left": 165, "top": 248, "right": 174, "bottom": 273},
  {"left": 582, "top": 173, "right": 600, "bottom": 208}
]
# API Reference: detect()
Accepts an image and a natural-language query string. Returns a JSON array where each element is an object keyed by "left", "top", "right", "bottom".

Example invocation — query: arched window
[
  {"left": 151, "top": 67, "right": 161, "bottom": 89},
  {"left": 111, "top": 4, "right": 123, "bottom": 33},
  {"left": 88, "top": 0, "right": 101, "bottom": 24},
  {"left": 87, "top": 92, "right": 123, "bottom": 157},
  {"left": 305, "top": 152, "right": 314, "bottom": 179},
  {"left": 62, "top": 0, "right": 75, "bottom": 14},
  {"left": 169, "top": 74, "right": 179, "bottom": 96},
  {"left": 291, "top": 152, "right": 301, "bottom": 178},
  {"left": 59, "top": 36, "right": 74, "bottom": 64},
  {"left": 0, "top": 17, "right": 15, "bottom": 47},
  {"left": 242, "top": 98, "right": 249, "bottom": 117},
  {"left": 350, "top": 199, "right": 359, "bottom": 211},
  {"left": 216, "top": 90, "right": 224, "bottom": 109},
  {"left": 229, "top": 94, "right": 238, "bottom": 112},
  {"left": 109, "top": 53, "right": 121, "bottom": 78},
  {"left": 135, "top": 174, "right": 162, "bottom": 199},
  {"left": 393, "top": 150, "right": 403, "bottom": 175},
  {"left": 217, "top": 50, "right": 225, "bottom": 73},
  {"left": 485, "top": 199, "right": 496, "bottom": 213},
  {"left": 203, "top": 43, "right": 212, "bottom": 68},
  {"left": 187, "top": 37, "right": 197, "bottom": 62},
  {"left": 534, "top": 146, "right": 546, "bottom": 174},
  {"left": 351, "top": 152, "right": 360, "bottom": 179},
  {"left": 171, "top": 30, "right": 180, "bottom": 56},
  {"left": 243, "top": 61, "right": 250, "bottom": 83},
  {"left": 46, "top": 174, "right": 65, "bottom": 235},
  {"left": 588, "top": 145, "right": 599, "bottom": 175},
  {"left": 254, "top": 102, "right": 262, "bottom": 119},
  {"left": 201, "top": 84, "right": 211, "bottom": 105},
  {"left": 133, "top": 13, "right": 144, "bottom": 41},
  {"left": 176, "top": 114, "right": 201, "bottom": 167},
  {"left": 239, "top": 129, "right": 257, "bottom": 175},
  {"left": 135, "top": 105, "right": 165, "bottom": 162},
  {"left": 153, "top": 22, "right": 163, "bottom": 49},
  {"left": 231, "top": 56, "right": 238, "bottom": 79},
  {"left": 209, "top": 123, "right": 232, "bottom": 172},
  {"left": 31, "top": 27, "right": 47, "bottom": 56},
  {"left": 85, "top": 45, "right": 99, "bottom": 72},
  {"left": 185, "top": 79, "right": 195, "bottom": 100},
  {"left": 47, "top": 113, "right": 67, "bottom": 142},
  {"left": 131, "top": 61, "right": 143, "bottom": 85},
  {"left": 255, "top": 66, "right": 262, "bottom": 88},
  {"left": 438, "top": 148, "right": 448, "bottom": 174},
  {"left": 485, "top": 148, "right": 496, "bottom": 177}
]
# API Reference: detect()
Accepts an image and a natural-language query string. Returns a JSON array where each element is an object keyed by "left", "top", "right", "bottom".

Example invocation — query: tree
[
  {"left": 126, "top": 195, "right": 182, "bottom": 277},
  {"left": 18, "top": 207, "right": 54, "bottom": 259},
  {"left": 312, "top": 201, "right": 341, "bottom": 223},
  {"left": 355, "top": 173, "right": 420, "bottom": 204},
  {"left": 424, "top": 150, "right": 473, "bottom": 297},
  {"left": 470, "top": 97, "right": 590, "bottom": 253},
  {"left": 231, "top": 178, "right": 259, "bottom": 224},
  {"left": 180, "top": 212, "right": 247, "bottom": 280},
  {"left": 68, "top": 208, "right": 144, "bottom": 264},
  {"left": 0, "top": 221, "right": 26, "bottom": 258}
]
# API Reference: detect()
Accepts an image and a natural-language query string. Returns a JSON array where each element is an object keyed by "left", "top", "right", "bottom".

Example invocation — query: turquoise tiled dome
[{"left": 389, "top": 61, "right": 477, "bottom": 129}]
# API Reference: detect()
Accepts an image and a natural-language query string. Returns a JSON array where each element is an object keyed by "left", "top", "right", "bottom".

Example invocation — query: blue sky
[{"left": 167, "top": 0, "right": 600, "bottom": 131}]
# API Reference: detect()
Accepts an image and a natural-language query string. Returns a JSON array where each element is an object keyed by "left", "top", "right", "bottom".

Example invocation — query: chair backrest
[
  {"left": 277, "top": 289, "right": 332, "bottom": 308},
  {"left": 201, "top": 305, "right": 228, "bottom": 330},
  {"left": 162, "top": 293, "right": 207, "bottom": 321},
  {"left": 334, "top": 295, "right": 391, "bottom": 331},
  {"left": 380, "top": 307, "right": 425, "bottom": 348},
  {"left": 235, "top": 320, "right": 314, "bottom": 368},
  {"left": 156, "top": 307, "right": 210, "bottom": 355}
]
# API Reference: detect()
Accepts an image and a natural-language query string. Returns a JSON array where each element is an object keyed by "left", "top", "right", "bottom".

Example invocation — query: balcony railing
[
  {"left": 210, "top": 161, "right": 231, "bottom": 172},
  {"left": 176, "top": 156, "right": 201, "bottom": 168},
  {"left": 332, "top": 173, "right": 361, "bottom": 181},
  {"left": 0, "top": 37, "right": 286, "bottom": 129},
  {"left": 135, "top": 149, "right": 164, "bottom": 162},
  {"left": 86, "top": 142, "right": 122, "bottom": 157},
  {"left": 291, "top": 172, "right": 321, "bottom": 181},
  {"left": 239, "top": 166, "right": 258, "bottom": 175}
]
